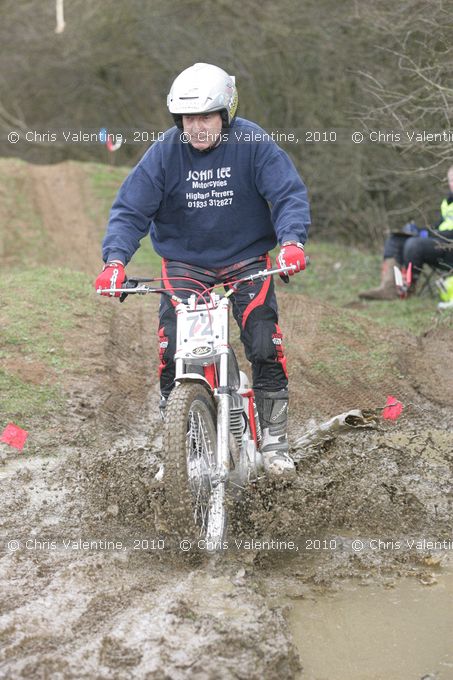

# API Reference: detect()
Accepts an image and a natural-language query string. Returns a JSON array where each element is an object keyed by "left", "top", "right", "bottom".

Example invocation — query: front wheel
[{"left": 163, "top": 382, "right": 227, "bottom": 546}]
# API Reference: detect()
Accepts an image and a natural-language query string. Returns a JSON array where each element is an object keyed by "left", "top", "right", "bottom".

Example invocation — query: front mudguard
[{"left": 174, "top": 374, "right": 214, "bottom": 391}]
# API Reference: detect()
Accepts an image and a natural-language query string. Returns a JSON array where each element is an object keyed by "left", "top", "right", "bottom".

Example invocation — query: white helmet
[{"left": 167, "top": 63, "right": 238, "bottom": 128}]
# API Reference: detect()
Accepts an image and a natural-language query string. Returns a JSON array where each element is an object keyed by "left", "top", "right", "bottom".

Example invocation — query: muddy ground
[{"left": 1, "top": 162, "right": 453, "bottom": 679}]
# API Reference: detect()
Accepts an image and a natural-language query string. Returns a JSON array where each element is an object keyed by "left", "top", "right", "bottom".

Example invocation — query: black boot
[{"left": 254, "top": 389, "right": 296, "bottom": 479}]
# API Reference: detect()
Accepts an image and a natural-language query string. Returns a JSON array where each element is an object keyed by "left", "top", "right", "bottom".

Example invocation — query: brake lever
[
  {"left": 279, "top": 256, "right": 310, "bottom": 284},
  {"left": 119, "top": 278, "right": 137, "bottom": 303},
  {"left": 279, "top": 272, "right": 290, "bottom": 284}
]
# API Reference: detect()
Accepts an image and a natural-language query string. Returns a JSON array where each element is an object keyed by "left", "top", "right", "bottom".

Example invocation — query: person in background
[{"left": 359, "top": 166, "right": 453, "bottom": 300}]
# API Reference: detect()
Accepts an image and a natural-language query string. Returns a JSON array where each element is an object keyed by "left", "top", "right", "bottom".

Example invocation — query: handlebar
[{"left": 96, "top": 265, "right": 298, "bottom": 303}]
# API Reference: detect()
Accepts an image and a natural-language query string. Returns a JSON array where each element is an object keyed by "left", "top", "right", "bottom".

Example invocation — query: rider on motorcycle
[{"left": 95, "top": 63, "right": 311, "bottom": 478}]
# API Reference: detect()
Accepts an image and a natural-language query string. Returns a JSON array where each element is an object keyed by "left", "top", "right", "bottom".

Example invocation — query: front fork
[
  {"left": 216, "top": 373, "right": 262, "bottom": 483},
  {"left": 216, "top": 351, "right": 231, "bottom": 482},
  {"left": 216, "top": 393, "right": 231, "bottom": 482}
]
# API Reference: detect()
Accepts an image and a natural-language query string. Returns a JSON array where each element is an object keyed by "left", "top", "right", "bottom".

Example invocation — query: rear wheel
[{"left": 163, "top": 383, "right": 227, "bottom": 545}]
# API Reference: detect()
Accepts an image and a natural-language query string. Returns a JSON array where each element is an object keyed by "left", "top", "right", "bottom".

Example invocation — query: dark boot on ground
[
  {"left": 254, "top": 389, "right": 296, "bottom": 479},
  {"left": 359, "top": 257, "right": 399, "bottom": 300}
]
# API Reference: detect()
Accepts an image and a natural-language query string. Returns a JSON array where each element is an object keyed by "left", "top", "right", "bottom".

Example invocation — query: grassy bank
[
  {"left": 0, "top": 267, "right": 109, "bottom": 423},
  {"left": 285, "top": 241, "right": 451, "bottom": 334}
]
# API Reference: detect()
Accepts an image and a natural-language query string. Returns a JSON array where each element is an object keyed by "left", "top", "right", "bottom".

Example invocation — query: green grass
[
  {"left": 277, "top": 241, "right": 379, "bottom": 302},
  {"left": 0, "top": 266, "right": 108, "bottom": 421},
  {"left": 131, "top": 237, "right": 162, "bottom": 274},
  {"left": 0, "top": 369, "right": 63, "bottom": 424},
  {"left": 85, "top": 162, "right": 161, "bottom": 275},
  {"left": 86, "top": 163, "right": 128, "bottom": 204},
  {"left": 281, "top": 240, "right": 448, "bottom": 334},
  {"left": 0, "top": 267, "right": 102, "bottom": 366}
]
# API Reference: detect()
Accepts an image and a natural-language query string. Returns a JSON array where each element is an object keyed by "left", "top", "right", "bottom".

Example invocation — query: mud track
[{"left": 1, "top": 162, "right": 452, "bottom": 678}]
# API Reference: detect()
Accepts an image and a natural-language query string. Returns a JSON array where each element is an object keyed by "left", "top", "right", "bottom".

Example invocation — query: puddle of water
[{"left": 288, "top": 566, "right": 453, "bottom": 680}]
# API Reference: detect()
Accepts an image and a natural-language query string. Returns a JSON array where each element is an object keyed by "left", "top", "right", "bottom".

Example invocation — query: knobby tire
[{"left": 163, "top": 383, "right": 227, "bottom": 545}]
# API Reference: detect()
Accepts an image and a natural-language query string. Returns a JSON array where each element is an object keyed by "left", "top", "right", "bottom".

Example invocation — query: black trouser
[
  {"left": 157, "top": 255, "right": 288, "bottom": 399},
  {"left": 383, "top": 230, "right": 453, "bottom": 281}
]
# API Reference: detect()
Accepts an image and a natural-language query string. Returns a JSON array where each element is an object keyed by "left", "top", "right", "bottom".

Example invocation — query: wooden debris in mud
[{"left": 292, "top": 409, "right": 379, "bottom": 460}]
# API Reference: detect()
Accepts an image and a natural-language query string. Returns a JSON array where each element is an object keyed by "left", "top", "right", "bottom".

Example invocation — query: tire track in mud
[
  {"left": 2, "top": 416, "right": 453, "bottom": 673},
  {"left": 400, "top": 325, "right": 453, "bottom": 407},
  {"left": 1, "top": 437, "right": 301, "bottom": 679},
  {"left": 0, "top": 290, "right": 302, "bottom": 678},
  {"left": 2, "top": 297, "right": 453, "bottom": 679},
  {"left": 1, "top": 541, "right": 301, "bottom": 679},
  {"left": 28, "top": 162, "right": 101, "bottom": 273}
]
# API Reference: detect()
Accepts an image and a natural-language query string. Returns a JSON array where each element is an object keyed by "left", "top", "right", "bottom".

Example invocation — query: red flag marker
[
  {"left": 106, "top": 136, "right": 122, "bottom": 152},
  {"left": 382, "top": 396, "right": 403, "bottom": 421},
  {"left": 0, "top": 423, "right": 29, "bottom": 450},
  {"left": 406, "top": 262, "right": 412, "bottom": 286}
]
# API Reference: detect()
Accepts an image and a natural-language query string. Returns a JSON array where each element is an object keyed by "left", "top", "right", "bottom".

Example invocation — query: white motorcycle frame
[{"left": 173, "top": 293, "right": 263, "bottom": 484}]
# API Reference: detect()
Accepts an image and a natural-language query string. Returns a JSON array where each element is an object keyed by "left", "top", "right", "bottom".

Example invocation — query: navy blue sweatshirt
[{"left": 102, "top": 117, "right": 311, "bottom": 268}]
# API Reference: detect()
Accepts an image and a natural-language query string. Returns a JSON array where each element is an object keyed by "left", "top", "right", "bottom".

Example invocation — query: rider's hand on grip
[
  {"left": 94, "top": 260, "right": 126, "bottom": 297},
  {"left": 277, "top": 242, "right": 306, "bottom": 282}
]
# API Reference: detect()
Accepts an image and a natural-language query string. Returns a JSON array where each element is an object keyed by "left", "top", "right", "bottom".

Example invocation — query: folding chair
[{"left": 417, "top": 262, "right": 453, "bottom": 298}]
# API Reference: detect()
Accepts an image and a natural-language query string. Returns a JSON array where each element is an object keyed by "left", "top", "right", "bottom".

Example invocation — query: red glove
[
  {"left": 276, "top": 242, "right": 306, "bottom": 276},
  {"left": 94, "top": 260, "right": 126, "bottom": 297}
]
